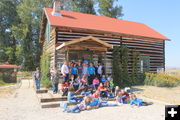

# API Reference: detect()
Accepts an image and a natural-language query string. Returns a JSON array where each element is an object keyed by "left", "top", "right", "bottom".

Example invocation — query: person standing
[
  {"left": 77, "top": 62, "right": 83, "bottom": 79},
  {"left": 51, "top": 69, "right": 60, "bottom": 94},
  {"left": 61, "top": 60, "right": 70, "bottom": 83},
  {"left": 88, "top": 63, "right": 95, "bottom": 85},
  {"left": 33, "top": 67, "right": 42, "bottom": 90},
  {"left": 82, "top": 63, "right": 89, "bottom": 79}
]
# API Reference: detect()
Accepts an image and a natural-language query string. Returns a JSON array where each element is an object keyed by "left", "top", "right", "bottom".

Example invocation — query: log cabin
[{"left": 39, "top": 0, "right": 170, "bottom": 74}]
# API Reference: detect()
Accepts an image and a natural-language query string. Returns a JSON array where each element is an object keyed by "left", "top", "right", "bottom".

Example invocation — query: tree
[
  {"left": 0, "top": 0, "right": 20, "bottom": 64},
  {"left": 71, "top": 0, "right": 96, "bottom": 14},
  {"left": 12, "top": 0, "right": 53, "bottom": 70},
  {"left": 98, "top": 0, "right": 123, "bottom": 18},
  {"left": 112, "top": 45, "right": 130, "bottom": 87}
]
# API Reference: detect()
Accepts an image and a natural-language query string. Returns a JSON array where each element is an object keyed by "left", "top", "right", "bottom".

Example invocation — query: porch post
[{"left": 103, "top": 51, "right": 107, "bottom": 75}]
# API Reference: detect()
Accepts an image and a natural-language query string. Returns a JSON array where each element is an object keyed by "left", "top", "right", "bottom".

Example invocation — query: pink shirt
[{"left": 93, "top": 79, "right": 100, "bottom": 85}]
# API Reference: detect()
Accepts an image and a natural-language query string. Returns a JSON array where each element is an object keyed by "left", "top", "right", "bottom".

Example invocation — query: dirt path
[{"left": 0, "top": 80, "right": 165, "bottom": 120}]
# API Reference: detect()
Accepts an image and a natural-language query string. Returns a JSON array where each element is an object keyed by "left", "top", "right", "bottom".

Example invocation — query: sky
[{"left": 117, "top": 0, "right": 180, "bottom": 68}]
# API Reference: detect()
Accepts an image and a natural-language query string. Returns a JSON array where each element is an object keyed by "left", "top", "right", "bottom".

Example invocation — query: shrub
[
  {"left": 144, "top": 73, "right": 180, "bottom": 87},
  {"left": 40, "top": 53, "right": 51, "bottom": 88}
]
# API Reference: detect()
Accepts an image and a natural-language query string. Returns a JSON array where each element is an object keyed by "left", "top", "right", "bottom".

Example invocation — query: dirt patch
[
  {"left": 132, "top": 86, "right": 180, "bottom": 104},
  {"left": 0, "top": 86, "right": 16, "bottom": 98}
]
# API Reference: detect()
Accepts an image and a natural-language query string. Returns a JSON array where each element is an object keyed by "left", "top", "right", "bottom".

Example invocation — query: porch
[{"left": 55, "top": 36, "right": 113, "bottom": 72}]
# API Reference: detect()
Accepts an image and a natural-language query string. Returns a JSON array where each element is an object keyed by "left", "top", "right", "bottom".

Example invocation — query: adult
[
  {"left": 51, "top": 69, "right": 60, "bottom": 94},
  {"left": 97, "top": 63, "right": 103, "bottom": 78},
  {"left": 61, "top": 60, "right": 70, "bottom": 83},
  {"left": 33, "top": 67, "right": 42, "bottom": 90}
]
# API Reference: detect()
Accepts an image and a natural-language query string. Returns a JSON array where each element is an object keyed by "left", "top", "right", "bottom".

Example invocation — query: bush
[
  {"left": 40, "top": 53, "right": 51, "bottom": 88},
  {"left": 144, "top": 73, "right": 180, "bottom": 87}
]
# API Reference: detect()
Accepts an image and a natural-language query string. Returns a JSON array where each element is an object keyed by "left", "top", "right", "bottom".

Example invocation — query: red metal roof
[
  {"left": 44, "top": 8, "right": 170, "bottom": 40},
  {"left": 0, "top": 64, "right": 21, "bottom": 69}
]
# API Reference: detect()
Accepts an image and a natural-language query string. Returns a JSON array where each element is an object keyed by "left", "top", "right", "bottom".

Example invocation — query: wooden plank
[
  {"left": 36, "top": 89, "right": 48, "bottom": 94},
  {"left": 41, "top": 102, "right": 80, "bottom": 108}
]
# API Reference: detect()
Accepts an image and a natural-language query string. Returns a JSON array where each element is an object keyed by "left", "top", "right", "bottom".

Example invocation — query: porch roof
[{"left": 56, "top": 36, "right": 113, "bottom": 52}]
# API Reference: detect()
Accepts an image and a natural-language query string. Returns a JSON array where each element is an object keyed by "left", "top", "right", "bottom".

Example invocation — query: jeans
[
  {"left": 100, "top": 91, "right": 108, "bottom": 98},
  {"left": 69, "top": 97, "right": 83, "bottom": 103},
  {"left": 52, "top": 83, "right": 58, "bottom": 93},
  {"left": 81, "top": 91, "right": 91, "bottom": 96},
  {"left": 63, "top": 74, "right": 69, "bottom": 83},
  {"left": 65, "top": 105, "right": 81, "bottom": 113},
  {"left": 35, "top": 80, "right": 40, "bottom": 90},
  {"left": 99, "top": 101, "right": 118, "bottom": 107}
]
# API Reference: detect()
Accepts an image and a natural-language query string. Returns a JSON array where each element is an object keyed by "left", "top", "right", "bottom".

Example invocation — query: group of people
[
  {"left": 33, "top": 60, "right": 143, "bottom": 113},
  {"left": 61, "top": 87, "right": 143, "bottom": 113}
]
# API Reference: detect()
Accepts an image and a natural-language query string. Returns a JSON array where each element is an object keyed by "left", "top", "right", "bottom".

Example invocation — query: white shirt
[
  {"left": 98, "top": 65, "right": 103, "bottom": 74},
  {"left": 61, "top": 64, "right": 69, "bottom": 75}
]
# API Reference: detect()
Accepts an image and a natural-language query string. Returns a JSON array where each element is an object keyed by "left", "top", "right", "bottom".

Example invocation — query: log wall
[{"left": 54, "top": 27, "right": 165, "bottom": 73}]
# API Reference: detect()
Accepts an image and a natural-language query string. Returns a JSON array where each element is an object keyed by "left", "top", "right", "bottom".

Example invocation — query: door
[{"left": 139, "top": 55, "right": 150, "bottom": 72}]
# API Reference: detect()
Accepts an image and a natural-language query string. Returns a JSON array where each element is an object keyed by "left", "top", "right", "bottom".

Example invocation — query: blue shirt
[
  {"left": 101, "top": 78, "right": 107, "bottom": 83},
  {"left": 130, "top": 98, "right": 142, "bottom": 106},
  {"left": 89, "top": 98, "right": 99, "bottom": 107},
  {"left": 71, "top": 67, "right": 77, "bottom": 75},
  {"left": 67, "top": 91, "right": 74, "bottom": 102},
  {"left": 88, "top": 66, "right": 95, "bottom": 75}
]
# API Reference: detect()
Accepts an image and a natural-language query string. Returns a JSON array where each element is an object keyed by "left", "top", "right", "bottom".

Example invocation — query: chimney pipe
[{"left": 52, "top": 0, "right": 62, "bottom": 17}]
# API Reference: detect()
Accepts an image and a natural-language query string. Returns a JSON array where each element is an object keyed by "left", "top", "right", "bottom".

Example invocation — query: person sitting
[
  {"left": 116, "top": 92, "right": 123, "bottom": 105},
  {"left": 62, "top": 82, "right": 69, "bottom": 96},
  {"left": 62, "top": 96, "right": 90, "bottom": 113},
  {"left": 67, "top": 86, "right": 83, "bottom": 103},
  {"left": 121, "top": 90, "right": 130, "bottom": 104},
  {"left": 101, "top": 75, "right": 107, "bottom": 83},
  {"left": 81, "top": 75, "right": 87, "bottom": 85},
  {"left": 98, "top": 83, "right": 108, "bottom": 98},
  {"left": 73, "top": 75, "right": 81, "bottom": 91},
  {"left": 92, "top": 90, "right": 100, "bottom": 98},
  {"left": 129, "top": 93, "right": 142, "bottom": 107},
  {"left": 114, "top": 86, "right": 121, "bottom": 97},
  {"left": 81, "top": 85, "right": 91, "bottom": 96},
  {"left": 92, "top": 77, "right": 100, "bottom": 90}
]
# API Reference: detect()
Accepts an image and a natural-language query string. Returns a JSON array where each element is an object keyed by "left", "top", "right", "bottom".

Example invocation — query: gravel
[{"left": 0, "top": 80, "right": 165, "bottom": 120}]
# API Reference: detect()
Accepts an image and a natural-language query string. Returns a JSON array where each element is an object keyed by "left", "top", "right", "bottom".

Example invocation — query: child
[
  {"left": 67, "top": 86, "right": 82, "bottom": 103},
  {"left": 81, "top": 75, "right": 87, "bottom": 85},
  {"left": 62, "top": 82, "right": 69, "bottom": 96},
  {"left": 88, "top": 63, "right": 95, "bottom": 85},
  {"left": 92, "top": 77, "right": 100, "bottom": 90},
  {"left": 63, "top": 96, "right": 90, "bottom": 113},
  {"left": 116, "top": 92, "right": 123, "bottom": 105},
  {"left": 92, "top": 90, "right": 100, "bottom": 98},
  {"left": 74, "top": 75, "right": 81, "bottom": 91},
  {"left": 101, "top": 75, "right": 107, "bottom": 83},
  {"left": 130, "top": 93, "right": 142, "bottom": 107},
  {"left": 98, "top": 83, "right": 108, "bottom": 98},
  {"left": 71, "top": 63, "right": 78, "bottom": 80},
  {"left": 80, "top": 85, "right": 91, "bottom": 96},
  {"left": 87, "top": 97, "right": 100, "bottom": 110},
  {"left": 114, "top": 86, "right": 121, "bottom": 97},
  {"left": 121, "top": 90, "right": 130, "bottom": 104}
]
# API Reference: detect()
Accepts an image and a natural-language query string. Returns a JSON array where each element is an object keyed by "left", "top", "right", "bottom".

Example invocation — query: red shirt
[
  {"left": 93, "top": 93, "right": 99, "bottom": 98},
  {"left": 98, "top": 86, "right": 107, "bottom": 91}
]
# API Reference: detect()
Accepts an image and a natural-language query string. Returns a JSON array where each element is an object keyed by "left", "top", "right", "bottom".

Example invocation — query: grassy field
[{"left": 165, "top": 68, "right": 180, "bottom": 77}]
